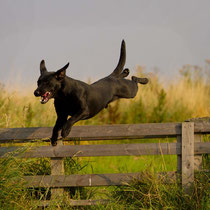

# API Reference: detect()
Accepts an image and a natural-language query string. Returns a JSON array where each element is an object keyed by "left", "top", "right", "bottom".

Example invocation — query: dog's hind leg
[
  {"left": 61, "top": 110, "right": 89, "bottom": 138},
  {"left": 131, "top": 76, "right": 149, "bottom": 85},
  {"left": 118, "top": 68, "right": 129, "bottom": 78},
  {"left": 61, "top": 101, "right": 90, "bottom": 139}
]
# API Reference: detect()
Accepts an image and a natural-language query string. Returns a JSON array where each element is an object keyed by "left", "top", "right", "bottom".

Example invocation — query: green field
[{"left": 0, "top": 65, "right": 209, "bottom": 209}]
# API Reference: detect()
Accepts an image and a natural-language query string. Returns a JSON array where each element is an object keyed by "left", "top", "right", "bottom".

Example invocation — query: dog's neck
[{"left": 54, "top": 76, "right": 84, "bottom": 100}]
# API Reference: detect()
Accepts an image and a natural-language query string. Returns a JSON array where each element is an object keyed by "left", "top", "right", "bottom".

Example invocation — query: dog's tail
[{"left": 109, "top": 40, "right": 126, "bottom": 77}]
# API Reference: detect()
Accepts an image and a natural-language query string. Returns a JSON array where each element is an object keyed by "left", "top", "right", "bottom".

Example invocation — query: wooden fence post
[
  {"left": 181, "top": 122, "right": 194, "bottom": 193},
  {"left": 185, "top": 118, "right": 204, "bottom": 171},
  {"left": 50, "top": 140, "right": 64, "bottom": 200}
]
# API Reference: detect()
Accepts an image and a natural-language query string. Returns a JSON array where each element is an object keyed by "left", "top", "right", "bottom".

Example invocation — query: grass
[
  {"left": 0, "top": 148, "right": 36, "bottom": 209},
  {"left": 111, "top": 170, "right": 210, "bottom": 210},
  {"left": 1, "top": 64, "right": 210, "bottom": 128},
  {"left": 0, "top": 64, "right": 210, "bottom": 209},
  {"left": 77, "top": 154, "right": 177, "bottom": 175},
  {"left": 1, "top": 151, "right": 209, "bottom": 209}
]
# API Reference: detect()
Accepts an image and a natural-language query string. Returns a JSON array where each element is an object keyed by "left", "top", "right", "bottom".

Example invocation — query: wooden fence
[{"left": 0, "top": 122, "right": 210, "bottom": 206}]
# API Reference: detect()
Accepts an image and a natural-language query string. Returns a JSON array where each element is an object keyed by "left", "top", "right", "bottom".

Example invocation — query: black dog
[{"left": 34, "top": 40, "right": 149, "bottom": 146}]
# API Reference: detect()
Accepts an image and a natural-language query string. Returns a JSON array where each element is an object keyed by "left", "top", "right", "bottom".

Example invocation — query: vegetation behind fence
[
  {"left": 0, "top": 122, "right": 209, "bottom": 207},
  {"left": 0, "top": 65, "right": 209, "bottom": 208}
]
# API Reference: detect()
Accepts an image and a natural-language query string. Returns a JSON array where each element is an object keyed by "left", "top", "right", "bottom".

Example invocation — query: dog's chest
[{"left": 54, "top": 97, "right": 81, "bottom": 116}]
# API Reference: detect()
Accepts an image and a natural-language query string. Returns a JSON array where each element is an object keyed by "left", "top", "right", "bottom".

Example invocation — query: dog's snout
[{"left": 34, "top": 89, "right": 40, "bottom": 97}]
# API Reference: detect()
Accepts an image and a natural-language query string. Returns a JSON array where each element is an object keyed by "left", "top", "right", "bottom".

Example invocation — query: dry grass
[
  {"left": 0, "top": 63, "right": 209, "bottom": 209},
  {"left": 0, "top": 64, "right": 209, "bottom": 128}
]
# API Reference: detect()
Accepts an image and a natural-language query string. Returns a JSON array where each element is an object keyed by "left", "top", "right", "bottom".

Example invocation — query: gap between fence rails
[{"left": 0, "top": 121, "right": 209, "bottom": 206}]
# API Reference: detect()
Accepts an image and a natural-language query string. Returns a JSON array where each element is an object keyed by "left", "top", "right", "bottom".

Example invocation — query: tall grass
[
  {"left": 0, "top": 63, "right": 210, "bottom": 208},
  {"left": 0, "top": 150, "right": 97, "bottom": 209},
  {"left": 0, "top": 64, "right": 209, "bottom": 128},
  {"left": 0, "top": 148, "right": 36, "bottom": 209},
  {"left": 111, "top": 170, "right": 210, "bottom": 209}
]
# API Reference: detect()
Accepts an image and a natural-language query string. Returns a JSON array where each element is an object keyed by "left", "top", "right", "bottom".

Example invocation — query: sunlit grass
[
  {"left": 78, "top": 155, "right": 177, "bottom": 175},
  {"left": 0, "top": 64, "right": 209, "bottom": 208},
  {"left": 0, "top": 64, "right": 210, "bottom": 128}
]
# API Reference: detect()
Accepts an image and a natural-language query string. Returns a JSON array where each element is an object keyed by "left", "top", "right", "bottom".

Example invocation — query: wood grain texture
[
  {"left": 181, "top": 122, "right": 194, "bottom": 193},
  {"left": 1, "top": 121, "right": 209, "bottom": 204},
  {"left": 50, "top": 140, "right": 64, "bottom": 199},
  {"left": 194, "top": 135, "right": 202, "bottom": 171},
  {"left": 0, "top": 122, "right": 209, "bottom": 143},
  {"left": 1, "top": 142, "right": 209, "bottom": 158},
  {"left": 23, "top": 172, "right": 177, "bottom": 187},
  {"left": 0, "top": 123, "right": 182, "bottom": 142}
]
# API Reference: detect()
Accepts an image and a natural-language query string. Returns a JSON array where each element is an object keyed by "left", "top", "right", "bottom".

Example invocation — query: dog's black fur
[{"left": 34, "top": 40, "right": 149, "bottom": 146}]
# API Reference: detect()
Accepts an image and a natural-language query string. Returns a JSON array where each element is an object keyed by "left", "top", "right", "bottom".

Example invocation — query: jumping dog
[{"left": 34, "top": 40, "right": 149, "bottom": 146}]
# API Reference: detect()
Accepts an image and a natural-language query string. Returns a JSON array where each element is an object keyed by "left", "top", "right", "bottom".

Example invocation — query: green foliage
[
  {"left": 112, "top": 171, "right": 210, "bottom": 210},
  {"left": 122, "top": 96, "right": 148, "bottom": 124},
  {"left": 0, "top": 63, "right": 210, "bottom": 128},
  {"left": 0, "top": 149, "right": 97, "bottom": 209},
  {"left": 150, "top": 88, "right": 167, "bottom": 123},
  {"left": 0, "top": 148, "right": 33, "bottom": 209},
  {"left": 23, "top": 103, "right": 34, "bottom": 127},
  {"left": 0, "top": 64, "right": 210, "bottom": 208}
]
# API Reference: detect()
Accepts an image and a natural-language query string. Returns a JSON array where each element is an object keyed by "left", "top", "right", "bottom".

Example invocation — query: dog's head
[{"left": 34, "top": 60, "right": 69, "bottom": 104}]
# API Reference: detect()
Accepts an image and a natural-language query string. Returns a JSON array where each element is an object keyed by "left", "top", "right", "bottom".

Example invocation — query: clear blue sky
[{"left": 1, "top": 0, "right": 210, "bottom": 88}]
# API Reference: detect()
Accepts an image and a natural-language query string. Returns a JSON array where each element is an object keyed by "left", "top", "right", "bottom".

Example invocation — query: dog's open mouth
[{"left": 40, "top": 92, "right": 51, "bottom": 104}]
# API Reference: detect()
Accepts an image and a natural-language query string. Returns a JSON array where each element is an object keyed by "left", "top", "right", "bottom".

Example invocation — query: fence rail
[
  {"left": 0, "top": 122, "right": 210, "bottom": 206},
  {"left": 0, "top": 122, "right": 210, "bottom": 142},
  {"left": 0, "top": 142, "right": 209, "bottom": 158},
  {"left": 23, "top": 171, "right": 177, "bottom": 188}
]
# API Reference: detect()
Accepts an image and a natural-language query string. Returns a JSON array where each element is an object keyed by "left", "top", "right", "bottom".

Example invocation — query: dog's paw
[{"left": 51, "top": 138, "right": 57, "bottom": 146}]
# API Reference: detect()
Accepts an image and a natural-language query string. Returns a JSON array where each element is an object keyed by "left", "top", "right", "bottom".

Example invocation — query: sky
[{"left": 0, "top": 0, "right": 210, "bottom": 89}]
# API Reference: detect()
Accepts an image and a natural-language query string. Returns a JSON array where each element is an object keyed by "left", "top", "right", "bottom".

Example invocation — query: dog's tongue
[
  {"left": 40, "top": 92, "right": 50, "bottom": 104},
  {"left": 43, "top": 92, "right": 48, "bottom": 97}
]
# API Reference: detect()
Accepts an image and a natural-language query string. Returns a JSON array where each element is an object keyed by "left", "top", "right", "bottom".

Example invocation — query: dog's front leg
[
  {"left": 61, "top": 109, "right": 89, "bottom": 139},
  {"left": 51, "top": 115, "right": 67, "bottom": 146}
]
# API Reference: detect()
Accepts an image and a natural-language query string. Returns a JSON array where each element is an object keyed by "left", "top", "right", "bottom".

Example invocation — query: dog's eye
[
  {"left": 44, "top": 81, "right": 49, "bottom": 85},
  {"left": 37, "top": 81, "right": 49, "bottom": 86}
]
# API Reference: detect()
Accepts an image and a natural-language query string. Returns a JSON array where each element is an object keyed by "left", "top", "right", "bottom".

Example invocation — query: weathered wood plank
[
  {"left": 0, "top": 123, "right": 182, "bottom": 142},
  {"left": 23, "top": 172, "right": 177, "bottom": 187},
  {"left": 0, "top": 143, "right": 180, "bottom": 158},
  {"left": 181, "top": 122, "right": 194, "bottom": 193},
  {"left": 194, "top": 122, "right": 210, "bottom": 134},
  {"left": 22, "top": 142, "right": 180, "bottom": 157},
  {"left": 0, "top": 142, "right": 209, "bottom": 158},
  {"left": 50, "top": 140, "right": 64, "bottom": 199},
  {"left": 194, "top": 135, "right": 202, "bottom": 171},
  {"left": 0, "top": 122, "right": 209, "bottom": 143},
  {"left": 194, "top": 142, "right": 210, "bottom": 154}
]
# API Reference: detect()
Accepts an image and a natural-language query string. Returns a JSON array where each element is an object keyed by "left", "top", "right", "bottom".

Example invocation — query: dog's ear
[
  {"left": 40, "top": 60, "right": 47, "bottom": 75},
  {"left": 55, "top": 63, "right": 69, "bottom": 80}
]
